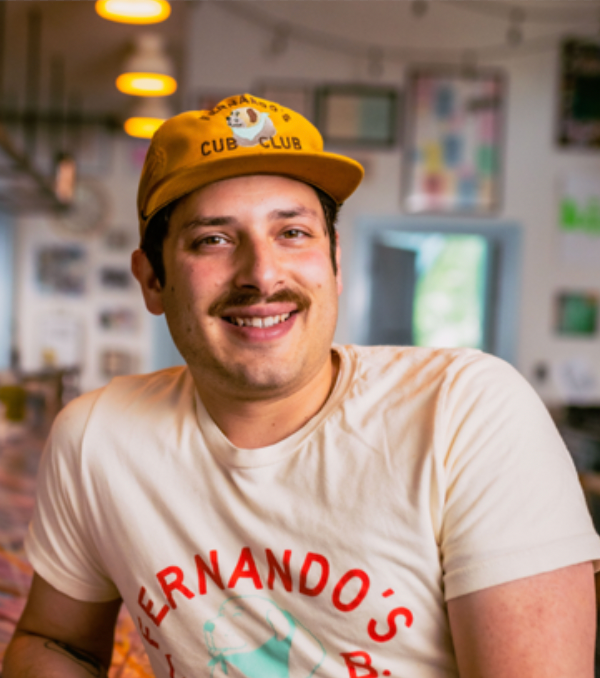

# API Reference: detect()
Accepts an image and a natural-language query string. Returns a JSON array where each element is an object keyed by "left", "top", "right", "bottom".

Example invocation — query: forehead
[{"left": 170, "top": 174, "right": 324, "bottom": 224}]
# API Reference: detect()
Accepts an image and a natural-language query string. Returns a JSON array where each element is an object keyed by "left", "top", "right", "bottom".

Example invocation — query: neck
[{"left": 193, "top": 351, "right": 339, "bottom": 449}]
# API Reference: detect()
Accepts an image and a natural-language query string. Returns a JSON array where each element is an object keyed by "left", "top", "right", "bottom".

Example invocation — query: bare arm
[
  {"left": 4, "top": 573, "right": 122, "bottom": 678},
  {"left": 448, "top": 561, "right": 596, "bottom": 678}
]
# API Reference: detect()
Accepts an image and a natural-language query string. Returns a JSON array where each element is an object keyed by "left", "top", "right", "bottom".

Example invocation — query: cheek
[
  {"left": 293, "top": 249, "right": 336, "bottom": 287},
  {"left": 171, "top": 259, "right": 228, "bottom": 301}
]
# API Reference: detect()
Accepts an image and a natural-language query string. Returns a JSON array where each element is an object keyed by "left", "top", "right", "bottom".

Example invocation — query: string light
[
  {"left": 506, "top": 7, "right": 525, "bottom": 47},
  {"left": 220, "top": 1, "right": 597, "bottom": 73}
]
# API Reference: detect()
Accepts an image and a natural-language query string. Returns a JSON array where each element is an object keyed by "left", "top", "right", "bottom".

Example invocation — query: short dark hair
[{"left": 141, "top": 184, "right": 341, "bottom": 287}]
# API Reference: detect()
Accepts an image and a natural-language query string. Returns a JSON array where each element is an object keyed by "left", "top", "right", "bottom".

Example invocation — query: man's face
[{"left": 141, "top": 174, "right": 342, "bottom": 401}]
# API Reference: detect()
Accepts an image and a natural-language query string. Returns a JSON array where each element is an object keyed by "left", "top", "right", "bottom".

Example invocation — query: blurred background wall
[{"left": 1, "top": 0, "right": 599, "bottom": 408}]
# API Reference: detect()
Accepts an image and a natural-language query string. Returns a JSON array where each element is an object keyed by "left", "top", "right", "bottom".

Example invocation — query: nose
[{"left": 233, "top": 236, "right": 282, "bottom": 293}]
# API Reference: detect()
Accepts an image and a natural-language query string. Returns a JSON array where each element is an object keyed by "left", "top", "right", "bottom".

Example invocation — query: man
[{"left": 5, "top": 94, "right": 600, "bottom": 678}]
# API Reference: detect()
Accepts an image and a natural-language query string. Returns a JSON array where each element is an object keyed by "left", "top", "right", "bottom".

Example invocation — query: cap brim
[{"left": 144, "top": 150, "right": 364, "bottom": 225}]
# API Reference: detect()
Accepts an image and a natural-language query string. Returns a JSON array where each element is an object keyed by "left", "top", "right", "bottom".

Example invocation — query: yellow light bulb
[
  {"left": 95, "top": 0, "right": 171, "bottom": 24},
  {"left": 124, "top": 116, "right": 165, "bottom": 139},
  {"left": 116, "top": 72, "right": 177, "bottom": 96}
]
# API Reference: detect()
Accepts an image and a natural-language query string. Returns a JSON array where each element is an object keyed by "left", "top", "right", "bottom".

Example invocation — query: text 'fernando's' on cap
[{"left": 137, "top": 93, "right": 365, "bottom": 238}]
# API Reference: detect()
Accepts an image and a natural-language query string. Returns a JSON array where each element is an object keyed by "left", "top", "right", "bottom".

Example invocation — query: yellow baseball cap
[{"left": 137, "top": 93, "right": 364, "bottom": 237}]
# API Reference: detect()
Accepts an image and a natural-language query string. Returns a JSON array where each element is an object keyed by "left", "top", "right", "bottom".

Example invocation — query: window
[{"left": 350, "top": 218, "right": 521, "bottom": 364}]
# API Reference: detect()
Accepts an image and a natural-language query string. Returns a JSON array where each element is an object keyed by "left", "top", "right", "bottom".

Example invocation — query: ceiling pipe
[
  {"left": 25, "top": 7, "right": 42, "bottom": 160},
  {"left": 0, "top": 1, "right": 5, "bottom": 117},
  {"left": 0, "top": 123, "right": 60, "bottom": 205},
  {"left": 49, "top": 55, "right": 66, "bottom": 158}
]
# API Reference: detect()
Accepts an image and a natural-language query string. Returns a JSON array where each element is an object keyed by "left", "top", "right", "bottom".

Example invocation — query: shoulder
[
  {"left": 337, "top": 343, "right": 499, "bottom": 394},
  {"left": 49, "top": 366, "right": 192, "bottom": 454}
]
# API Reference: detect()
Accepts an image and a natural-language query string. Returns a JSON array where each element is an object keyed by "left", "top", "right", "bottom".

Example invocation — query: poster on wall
[
  {"left": 558, "top": 173, "right": 600, "bottom": 265},
  {"left": 403, "top": 67, "right": 504, "bottom": 214},
  {"left": 38, "top": 312, "right": 83, "bottom": 368},
  {"left": 557, "top": 39, "right": 600, "bottom": 148},
  {"left": 101, "top": 349, "right": 136, "bottom": 378},
  {"left": 554, "top": 291, "right": 598, "bottom": 336},
  {"left": 36, "top": 245, "right": 87, "bottom": 296},
  {"left": 98, "top": 308, "right": 137, "bottom": 332},
  {"left": 315, "top": 84, "right": 399, "bottom": 148}
]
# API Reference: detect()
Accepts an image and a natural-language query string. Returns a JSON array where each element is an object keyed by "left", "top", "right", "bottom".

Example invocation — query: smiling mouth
[{"left": 224, "top": 312, "right": 293, "bottom": 328}]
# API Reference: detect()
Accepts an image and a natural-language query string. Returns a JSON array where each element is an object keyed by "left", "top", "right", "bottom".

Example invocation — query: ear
[
  {"left": 335, "top": 232, "right": 343, "bottom": 296},
  {"left": 131, "top": 248, "right": 165, "bottom": 316}
]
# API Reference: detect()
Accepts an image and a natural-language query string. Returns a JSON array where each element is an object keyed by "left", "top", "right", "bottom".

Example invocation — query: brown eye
[
  {"left": 282, "top": 229, "right": 305, "bottom": 239},
  {"left": 193, "top": 235, "right": 228, "bottom": 247}
]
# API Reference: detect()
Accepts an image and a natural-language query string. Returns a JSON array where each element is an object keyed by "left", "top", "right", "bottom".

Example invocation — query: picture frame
[
  {"left": 557, "top": 38, "right": 600, "bottom": 149},
  {"left": 403, "top": 66, "right": 505, "bottom": 214},
  {"left": 98, "top": 308, "right": 138, "bottom": 332},
  {"left": 103, "top": 229, "right": 134, "bottom": 252},
  {"left": 315, "top": 84, "right": 400, "bottom": 148},
  {"left": 36, "top": 245, "right": 87, "bottom": 296},
  {"left": 100, "top": 348, "right": 136, "bottom": 378},
  {"left": 98, "top": 266, "right": 133, "bottom": 291},
  {"left": 555, "top": 291, "right": 598, "bottom": 337}
]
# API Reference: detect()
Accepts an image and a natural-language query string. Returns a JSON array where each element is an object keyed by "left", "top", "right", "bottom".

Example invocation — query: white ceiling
[
  {"left": 1, "top": 0, "right": 189, "bottom": 117},
  {"left": 2, "top": 0, "right": 600, "bottom": 120}
]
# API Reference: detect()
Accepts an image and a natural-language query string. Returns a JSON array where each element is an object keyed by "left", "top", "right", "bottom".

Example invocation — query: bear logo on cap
[{"left": 226, "top": 107, "right": 277, "bottom": 147}]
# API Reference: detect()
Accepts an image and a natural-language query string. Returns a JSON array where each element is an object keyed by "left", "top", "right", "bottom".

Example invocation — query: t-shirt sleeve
[
  {"left": 437, "top": 353, "right": 600, "bottom": 601},
  {"left": 25, "top": 390, "right": 121, "bottom": 602}
]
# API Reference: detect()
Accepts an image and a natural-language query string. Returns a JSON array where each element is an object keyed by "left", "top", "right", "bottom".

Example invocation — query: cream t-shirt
[{"left": 26, "top": 346, "right": 600, "bottom": 678}]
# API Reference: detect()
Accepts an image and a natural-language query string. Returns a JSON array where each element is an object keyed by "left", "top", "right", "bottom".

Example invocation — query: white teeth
[{"left": 230, "top": 313, "right": 291, "bottom": 328}]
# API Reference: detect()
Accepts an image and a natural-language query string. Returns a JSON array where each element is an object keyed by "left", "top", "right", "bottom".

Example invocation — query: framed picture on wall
[
  {"left": 555, "top": 291, "right": 598, "bottom": 336},
  {"left": 403, "top": 66, "right": 505, "bottom": 214},
  {"left": 315, "top": 84, "right": 400, "bottom": 148},
  {"left": 100, "top": 349, "right": 136, "bottom": 378},
  {"left": 98, "top": 308, "right": 138, "bottom": 332},
  {"left": 557, "top": 39, "right": 600, "bottom": 149},
  {"left": 36, "top": 245, "right": 87, "bottom": 296}
]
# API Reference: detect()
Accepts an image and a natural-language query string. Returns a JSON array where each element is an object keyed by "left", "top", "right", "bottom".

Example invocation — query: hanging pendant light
[
  {"left": 124, "top": 96, "right": 172, "bottom": 138},
  {"left": 117, "top": 34, "right": 177, "bottom": 96},
  {"left": 95, "top": 0, "right": 171, "bottom": 25}
]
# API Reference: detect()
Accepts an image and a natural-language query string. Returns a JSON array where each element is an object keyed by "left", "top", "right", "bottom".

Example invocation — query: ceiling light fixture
[
  {"left": 95, "top": 0, "right": 171, "bottom": 25},
  {"left": 116, "top": 34, "right": 177, "bottom": 96},
  {"left": 124, "top": 96, "right": 172, "bottom": 138}
]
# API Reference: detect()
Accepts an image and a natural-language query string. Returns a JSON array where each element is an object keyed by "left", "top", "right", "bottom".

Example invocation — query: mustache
[{"left": 209, "top": 288, "right": 311, "bottom": 317}]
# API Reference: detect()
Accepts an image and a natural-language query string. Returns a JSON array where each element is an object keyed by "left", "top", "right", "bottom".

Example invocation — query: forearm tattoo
[{"left": 44, "top": 640, "right": 107, "bottom": 677}]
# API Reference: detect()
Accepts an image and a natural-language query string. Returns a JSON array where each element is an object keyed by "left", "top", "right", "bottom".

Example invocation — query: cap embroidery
[{"left": 226, "top": 107, "right": 277, "bottom": 148}]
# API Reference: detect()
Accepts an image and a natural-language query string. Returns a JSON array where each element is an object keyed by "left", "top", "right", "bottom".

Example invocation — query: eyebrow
[
  {"left": 180, "top": 206, "right": 321, "bottom": 231},
  {"left": 268, "top": 206, "right": 320, "bottom": 220},
  {"left": 181, "top": 216, "right": 237, "bottom": 230}
]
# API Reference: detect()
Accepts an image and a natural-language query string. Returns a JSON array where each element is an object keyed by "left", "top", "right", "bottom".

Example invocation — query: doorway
[{"left": 350, "top": 218, "right": 521, "bottom": 364}]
